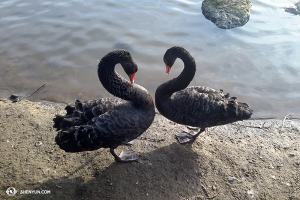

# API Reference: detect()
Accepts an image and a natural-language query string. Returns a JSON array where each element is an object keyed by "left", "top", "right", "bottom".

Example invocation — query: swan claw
[{"left": 176, "top": 131, "right": 196, "bottom": 144}]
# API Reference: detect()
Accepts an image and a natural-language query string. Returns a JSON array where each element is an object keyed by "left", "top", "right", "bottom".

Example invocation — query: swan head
[
  {"left": 163, "top": 48, "right": 178, "bottom": 74},
  {"left": 120, "top": 59, "right": 138, "bottom": 84},
  {"left": 99, "top": 49, "right": 138, "bottom": 84}
]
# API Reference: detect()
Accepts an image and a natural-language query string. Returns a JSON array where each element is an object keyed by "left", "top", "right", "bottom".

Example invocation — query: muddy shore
[{"left": 0, "top": 99, "right": 299, "bottom": 200}]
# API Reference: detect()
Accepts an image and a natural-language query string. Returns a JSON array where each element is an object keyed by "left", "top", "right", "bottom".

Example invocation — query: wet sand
[{"left": 0, "top": 99, "right": 299, "bottom": 200}]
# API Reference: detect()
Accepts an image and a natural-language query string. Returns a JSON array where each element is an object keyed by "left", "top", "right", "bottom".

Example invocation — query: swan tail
[
  {"left": 53, "top": 100, "right": 91, "bottom": 131},
  {"left": 53, "top": 111, "right": 84, "bottom": 131},
  {"left": 55, "top": 126, "right": 103, "bottom": 152}
]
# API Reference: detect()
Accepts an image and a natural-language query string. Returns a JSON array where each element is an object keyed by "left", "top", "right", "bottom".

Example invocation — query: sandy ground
[{"left": 0, "top": 98, "right": 300, "bottom": 200}]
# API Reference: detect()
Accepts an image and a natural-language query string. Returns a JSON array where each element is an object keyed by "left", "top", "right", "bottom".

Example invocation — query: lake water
[{"left": 0, "top": 0, "right": 299, "bottom": 119}]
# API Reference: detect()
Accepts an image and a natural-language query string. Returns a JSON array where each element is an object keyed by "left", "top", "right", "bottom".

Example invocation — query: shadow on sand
[{"left": 19, "top": 143, "right": 204, "bottom": 200}]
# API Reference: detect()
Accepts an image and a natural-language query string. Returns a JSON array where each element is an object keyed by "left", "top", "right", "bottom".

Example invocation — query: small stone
[
  {"left": 212, "top": 185, "right": 217, "bottom": 191},
  {"left": 9, "top": 94, "right": 21, "bottom": 102},
  {"left": 228, "top": 177, "right": 237, "bottom": 182},
  {"left": 247, "top": 189, "right": 254, "bottom": 198},
  {"left": 35, "top": 141, "right": 43, "bottom": 147}
]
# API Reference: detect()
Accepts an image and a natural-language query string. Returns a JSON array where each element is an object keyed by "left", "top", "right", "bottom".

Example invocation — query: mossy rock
[{"left": 202, "top": 0, "right": 252, "bottom": 29}]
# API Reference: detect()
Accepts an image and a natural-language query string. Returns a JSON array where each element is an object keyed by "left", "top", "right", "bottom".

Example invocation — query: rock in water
[
  {"left": 284, "top": 1, "right": 300, "bottom": 16},
  {"left": 202, "top": 0, "right": 252, "bottom": 29}
]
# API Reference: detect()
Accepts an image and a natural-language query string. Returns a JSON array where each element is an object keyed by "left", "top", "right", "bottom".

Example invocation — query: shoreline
[{"left": 0, "top": 98, "right": 299, "bottom": 199}]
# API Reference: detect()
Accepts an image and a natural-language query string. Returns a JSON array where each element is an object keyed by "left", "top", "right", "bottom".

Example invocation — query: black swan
[
  {"left": 155, "top": 46, "right": 253, "bottom": 144},
  {"left": 54, "top": 50, "right": 155, "bottom": 162}
]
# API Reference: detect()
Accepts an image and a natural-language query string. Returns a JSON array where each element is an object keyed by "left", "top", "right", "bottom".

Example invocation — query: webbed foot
[
  {"left": 176, "top": 131, "right": 196, "bottom": 144},
  {"left": 110, "top": 149, "right": 138, "bottom": 163},
  {"left": 175, "top": 127, "right": 205, "bottom": 144}
]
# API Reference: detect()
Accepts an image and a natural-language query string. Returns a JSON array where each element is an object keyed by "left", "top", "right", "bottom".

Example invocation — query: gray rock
[
  {"left": 202, "top": 0, "right": 252, "bottom": 29},
  {"left": 284, "top": 1, "right": 300, "bottom": 16},
  {"left": 9, "top": 94, "right": 21, "bottom": 103}
]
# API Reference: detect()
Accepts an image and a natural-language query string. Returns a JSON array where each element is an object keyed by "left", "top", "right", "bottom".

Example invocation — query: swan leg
[
  {"left": 110, "top": 148, "right": 137, "bottom": 163},
  {"left": 176, "top": 127, "right": 205, "bottom": 144}
]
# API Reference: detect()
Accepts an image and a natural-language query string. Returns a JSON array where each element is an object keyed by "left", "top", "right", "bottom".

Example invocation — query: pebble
[
  {"left": 9, "top": 94, "right": 21, "bottom": 103},
  {"left": 35, "top": 141, "right": 43, "bottom": 147},
  {"left": 247, "top": 190, "right": 254, "bottom": 198},
  {"left": 228, "top": 177, "right": 237, "bottom": 182}
]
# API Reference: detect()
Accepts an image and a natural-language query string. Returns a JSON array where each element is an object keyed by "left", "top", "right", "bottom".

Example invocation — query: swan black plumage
[
  {"left": 155, "top": 46, "right": 253, "bottom": 144},
  {"left": 54, "top": 50, "right": 155, "bottom": 162}
]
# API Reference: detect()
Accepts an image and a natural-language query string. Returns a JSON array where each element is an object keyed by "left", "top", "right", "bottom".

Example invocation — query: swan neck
[
  {"left": 98, "top": 61, "right": 132, "bottom": 101},
  {"left": 98, "top": 58, "right": 153, "bottom": 108},
  {"left": 162, "top": 50, "right": 196, "bottom": 96}
]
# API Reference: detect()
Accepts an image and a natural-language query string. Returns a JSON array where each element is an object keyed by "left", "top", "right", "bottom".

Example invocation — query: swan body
[
  {"left": 54, "top": 50, "right": 155, "bottom": 162},
  {"left": 155, "top": 46, "right": 253, "bottom": 144}
]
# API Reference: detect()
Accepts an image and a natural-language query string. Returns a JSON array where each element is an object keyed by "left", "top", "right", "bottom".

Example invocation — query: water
[{"left": 0, "top": 0, "right": 299, "bottom": 118}]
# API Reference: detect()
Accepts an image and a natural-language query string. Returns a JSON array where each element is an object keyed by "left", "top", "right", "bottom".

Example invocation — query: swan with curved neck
[
  {"left": 54, "top": 50, "right": 155, "bottom": 162},
  {"left": 155, "top": 46, "right": 253, "bottom": 144}
]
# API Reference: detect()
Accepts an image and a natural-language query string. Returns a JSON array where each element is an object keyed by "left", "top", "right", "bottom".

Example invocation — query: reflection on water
[{"left": 0, "top": 0, "right": 299, "bottom": 118}]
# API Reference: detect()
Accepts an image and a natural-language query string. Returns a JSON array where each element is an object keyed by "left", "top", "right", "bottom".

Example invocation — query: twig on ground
[
  {"left": 201, "top": 185, "right": 218, "bottom": 199},
  {"left": 281, "top": 114, "right": 290, "bottom": 130},
  {"left": 206, "top": 194, "right": 218, "bottom": 199},
  {"left": 288, "top": 116, "right": 300, "bottom": 120},
  {"left": 27, "top": 84, "right": 46, "bottom": 98},
  {"left": 137, "top": 136, "right": 165, "bottom": 142},
  {"left": 249, "top": 117, "right": 277, "bottom": 120},
  {"left": 232, "top": 121, "right": 269, "bottom": 129},
  {"left": 201, "top": 185, "right": 209, "bottom": 197}
]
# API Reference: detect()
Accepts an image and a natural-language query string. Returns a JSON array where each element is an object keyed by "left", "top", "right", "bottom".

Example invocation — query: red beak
[
  {"left": 166, "top": 64, "right": 171, "bottom": 74},
  {"left": 129, "top": 73, "right": 136, "bottom": 84}
]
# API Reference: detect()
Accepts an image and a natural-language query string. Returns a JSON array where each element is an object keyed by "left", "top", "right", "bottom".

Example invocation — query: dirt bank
[{"left": 0, "top": 99, "right": 299, "bottom": 200}]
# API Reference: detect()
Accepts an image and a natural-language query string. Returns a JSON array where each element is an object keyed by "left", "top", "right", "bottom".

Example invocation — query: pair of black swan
[{"left": 54, "top": 47, "right": 253, "bottom": 163}]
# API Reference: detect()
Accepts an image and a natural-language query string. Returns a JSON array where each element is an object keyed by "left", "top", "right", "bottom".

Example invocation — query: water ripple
[{"left": 0, "top": 0, "right": 299, "bottom": 118}]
